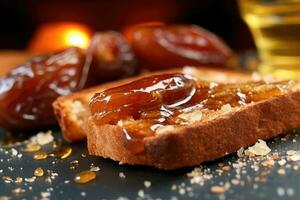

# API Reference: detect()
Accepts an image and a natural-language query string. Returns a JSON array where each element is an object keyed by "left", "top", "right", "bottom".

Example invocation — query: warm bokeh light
[
  {"left": 64, "top": 29, "right": 90, "bottom": 48},
  {"left": 28, "top": 22, "right": 92, "bottom": 54},
  {"left": 122, "top": 21, "right": 165, "bottom": 43}
]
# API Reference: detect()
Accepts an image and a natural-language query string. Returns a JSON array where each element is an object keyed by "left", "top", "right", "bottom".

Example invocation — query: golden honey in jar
[{"left": 238, "top": 0, "right": 300, "bottom": 79}]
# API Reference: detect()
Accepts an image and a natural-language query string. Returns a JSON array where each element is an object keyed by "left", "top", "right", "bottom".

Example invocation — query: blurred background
[{"left": 0, "top": 0, "right": 255, "bottom": 52}]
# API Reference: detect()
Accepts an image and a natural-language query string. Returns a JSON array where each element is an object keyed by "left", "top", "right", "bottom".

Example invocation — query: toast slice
[
  {"left": 53, "top": 66, "right": 300, "bottom": 169},
  {"left": 53, "top": 66, "right": 256, "bottom": 141},
  {"left": 87, "top": 86, "right": 300, "bottom": 169},
  {"left": 84, "top": 70, "right": 300, "bottom": 169}
]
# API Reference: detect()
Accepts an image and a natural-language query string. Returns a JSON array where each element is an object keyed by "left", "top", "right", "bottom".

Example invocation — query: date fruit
[
  {"left": 86, "top": 31, "right": 136, "bottom": 83},
  {"left": 128, "top": 24, "right": 234, "bottom": 69},
  {"left": 0, "top": 47, "right": 86, "bottom": 130}
]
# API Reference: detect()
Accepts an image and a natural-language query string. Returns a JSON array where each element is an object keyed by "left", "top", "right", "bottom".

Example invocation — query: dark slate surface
[{"left": 0, "top": 129, "right": 300, "bottom": 200}]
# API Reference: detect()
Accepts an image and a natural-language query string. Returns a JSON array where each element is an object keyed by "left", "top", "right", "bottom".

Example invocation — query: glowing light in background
[
  {"left": 64, "top": 29, "right": 90, "bottom": 48},
  {"left": 28, "top": 22, "right": 92, "bottom": 54}
]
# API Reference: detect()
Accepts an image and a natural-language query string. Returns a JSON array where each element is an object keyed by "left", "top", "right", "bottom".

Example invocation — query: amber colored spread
[{"left": 90, "top": 73, "right": 292, "bottom": 154}]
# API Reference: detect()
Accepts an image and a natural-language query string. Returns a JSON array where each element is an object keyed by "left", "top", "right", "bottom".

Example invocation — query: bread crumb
[
  {"left": 210, "top": 186, "right": 225, "bottom": 194},
  {"left": 119, "top": 172, "right": 126, "bottom": 179},
  {"left": 277, "top": 187, "right": 285, "bottom": 196},
  {"left": 221, "top": 165, "right": 231, "bottom": 172},
  {"left": 15, "top": 177, "right": 23, "bottom": 183},
  {"left": 90, "top": 166, "right": 100, "bottom": 172},
  {"left": 261, "top": 159, "right": 275, "bottom": 168},
  {"left": 25, "top": 176, "right": 36, "bottom": 183},
  {"left": 41, "top": 192, "right": 51, "bottom": 198},
  {"left": 287, "top": 188, "right": 295, "bottom": 196},
  {"left": 144, "top": 180, "right": 151, "bottom": 188},
  {"left": 179, "top": 188, "right": 186, "bottom": 195},
  {"left": 138, "top": 190, "right": 145, "bottom": 198},
  {"left": 277, "top": 168, "right": 286, "bottom": 175},
  {"left": 287, "top": 151, "right": 300, "bottom": 161},
  {"left": 10, "top": 148, "right": 18, "bottom": 157},
  {"left": 3, "top": 176, "right": 13, "bottom": 183},
  {"left": 12, "top": 188, "right": 25, "bottom": 196},
  {"left": 237, "top": 147, "right": 244, "bottom": 157},
  {"left": 30, "top": 131, "right": 54, "bottom": 146},
  {"left": 278, "top": 159, "right": 286, "bottom": 166},
  {"left": 244, "top": 139, "right": 271, "bottom": 156}
]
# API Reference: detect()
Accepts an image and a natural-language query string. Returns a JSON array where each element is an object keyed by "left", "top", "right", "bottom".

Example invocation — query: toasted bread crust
[
  {"left": 53, "top": 67, "right": 253, "bottom": 142},
  {"left": 87, "top": 90, "right": 300, "bottom": 169}
]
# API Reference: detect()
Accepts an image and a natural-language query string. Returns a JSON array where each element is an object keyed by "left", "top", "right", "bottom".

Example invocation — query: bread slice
[
  {"left": 54, "top": 66, "right": 300, "bottom": 169},
  {"left": 86, "top": 79, "right": 300, "bottom": 169},
  {"left": 53, "top": 66, "right": 255, "bottom": 141},
  {"left": 87, "top": 86, "right": 300, "bottom": 169}
]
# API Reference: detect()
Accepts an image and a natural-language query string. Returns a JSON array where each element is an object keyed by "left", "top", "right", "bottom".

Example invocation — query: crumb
[
  {"left": 31, "top": 130, "right": 54, "bottom": 145},
  {"left": 277, "top": 187, "right": 285, "bottom": 196},
  {"left": 287, "top": 151, "right": 300, "bottom": 161},
  {"left": 119, "top": 172, "right": 126, "bottom": 179},
  {"left": 245, "top": 139, "right": 271, "bottom": 156},
  {"left": 286, "top": 188, "right": 295, "bottom": 196},
  {"left": 12, "top": 188, "right": 25, "bottom": 196},
  {"left": 278, "top": 159, "right": 286, "bottom": 166},
  {"left": 261, "top": 159, "right": 275, "bottom": 168},
  {"left": 171, "top": 185, "right": 177, "bottom": 191},
  {"left": 11, "top": 148, "right": 18, "bottom": 157},
  {"left": 3, "top": 176, "right": 13, "bottom": 183},
  {"left": 144, "top": 180, "right": 151, "bottom": 188},
  {"left": 179, "top": 188, "right": 186, "bottom": 195},
  {"left": 277, "top": 168, "right": 286, "bottom": 176},
  {"left": 138, "top": 190, "right": 145, "bottom": 198},
  {"left": 90, "top": 165, "right": 100, "bottom": 172},
  {"left": 70, "top": 160, "right": 79, "bottom": 164},
  {"left": 210, "top": 186, "right": 226, "bottom": 194},
  {"left": 231, "top": 179, "right": 239, "bottom": 185},
  {"left": 25, "top": 176, "right": 36, "bottom": 183},
  {"left": 41, "top": 192, "right": 51, "bottom": 198},
  {"left": 221, "top": 165, "right": 231, "bottom": 172},
  {"left": 15, "top": 177, "right": 23, "bottom": 183},
  {"left": 80, "top": 192, "right": 86, "bottom": 197}
]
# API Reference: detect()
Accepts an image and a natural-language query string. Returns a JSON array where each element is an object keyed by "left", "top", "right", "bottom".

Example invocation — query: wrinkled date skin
[
  {"left": 86, "top": 31, "right": 136, "bottom": 84},
  {"left": 0, "top": 31, "right": 137, "bottom": 131},
  {"left": 129, "top": 24, "right": 234, "bottom": 69},
  {"left": 0, "top": 47, "right": 86, "bottom": 131}
]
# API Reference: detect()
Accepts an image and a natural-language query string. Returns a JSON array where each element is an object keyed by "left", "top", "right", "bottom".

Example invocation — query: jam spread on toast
[{"left": 90, "top": 73, "right": 292, "bottom": 154}]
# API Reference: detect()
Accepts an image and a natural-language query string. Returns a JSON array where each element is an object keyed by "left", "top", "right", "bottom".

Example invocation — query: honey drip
[
  {"left": 74, "top": 171, "right": 96, "bottom": 184},
  {"left": 23, "top": 144, "right": 41, "bottom": 152},
  {"left": 49, "top": 147, "right": 72, "bottom": 159},
  {"left": 34, "top": 167, "right": 44, "bottom": 177},
  {"left": 33, "top": 151, "right": 48, "bottom": 160}
]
